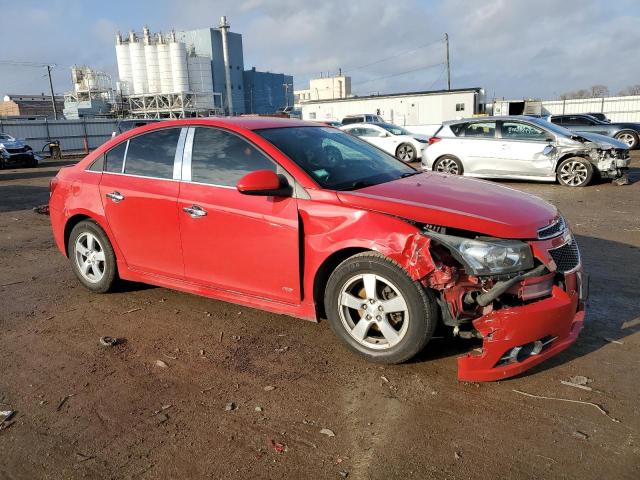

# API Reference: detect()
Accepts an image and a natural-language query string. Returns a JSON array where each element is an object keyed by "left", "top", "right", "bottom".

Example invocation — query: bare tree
[{"left": 590, "top": 84, "right": 609, "bottom": 97}]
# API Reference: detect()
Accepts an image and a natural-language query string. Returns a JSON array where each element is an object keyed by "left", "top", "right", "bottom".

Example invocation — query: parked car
[
  {"left": 341, "top": 114, "right": 384, "bottom": 125},
  {"left": 0, "top": 133, "right": 38, "bottom": 168},
  {"left": 584, "top": 112, "right": 610, "bottom": 123},
  {"left": 423, "top": 116, "right": 629, "bottom": 187},
  {"left": 49, "top": 117, "right": 587, "bottom": 382},
  {"left": 317, "top": 120, "right": 342, "bottom": 127},
  {"left": 340, "top": 122, "right": 428, "bottom": 162},
  {"left": 546, "top": 114, "right": 640, "bottom": 149}
]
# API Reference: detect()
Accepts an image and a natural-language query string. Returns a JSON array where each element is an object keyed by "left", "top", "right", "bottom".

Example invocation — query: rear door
[
  {"left": 561, "top": 115, "right": 607, "bottom": 135},
  {"left": 455, "top": 121, "right": 502, "bottom": 175},
  {"left": 177, "top": 126, "right": 300, "bottom": 303},
  {"left": 99, "top": 127, "right": 186, "bottom": 278},
  {"left": 497, "top": 120, "right": 555, "bottom": 176}
]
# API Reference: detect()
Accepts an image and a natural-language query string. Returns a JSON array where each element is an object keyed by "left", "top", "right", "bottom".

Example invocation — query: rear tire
[
  {"left": 614, "top": 131, "right": 638, "bottom": 149},
  {"left": 395, "top": 143, "right": 416, "bottom": 162},
  {"left": 434, "top": 155, "right": 463, "bottom": 175},
  {"left": 68, "top": 220, "right": 117, "bottom": 293},
  {"left": 324, "top": 252, "right": 437, "bottom": 364},
  {"left": 556, "top": 157, "right": 593, "bottom": 187}
]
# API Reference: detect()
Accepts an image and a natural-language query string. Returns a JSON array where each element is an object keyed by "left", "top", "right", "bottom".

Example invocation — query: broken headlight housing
[{"left": 428, "top": 233, "right": 534, "bottom": 276}]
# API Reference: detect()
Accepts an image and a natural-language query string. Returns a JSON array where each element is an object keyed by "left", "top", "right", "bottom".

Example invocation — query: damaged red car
[{"left": 49, "top": 118, "right": 587, "bottom": 381}]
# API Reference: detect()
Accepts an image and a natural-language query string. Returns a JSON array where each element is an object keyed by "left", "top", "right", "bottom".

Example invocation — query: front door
[
  {"left": 99, "top": 127, "right": 185, "bottom": 278},
  {"left": 496, "top": 120, "right": 555, "bottom": 177},
  {"left": 177, "top": 126, "right": 300, "bottom": 303}
]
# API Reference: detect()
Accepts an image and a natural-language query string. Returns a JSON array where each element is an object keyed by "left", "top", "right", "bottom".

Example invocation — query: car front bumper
[{"left": 457, "top": 270, "right": 586, "bottom": 382}]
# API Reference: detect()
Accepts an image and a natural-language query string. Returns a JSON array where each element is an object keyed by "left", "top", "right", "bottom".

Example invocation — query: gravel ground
[{"left": 0, "top": 153, "right": 638, "bottom": 479}]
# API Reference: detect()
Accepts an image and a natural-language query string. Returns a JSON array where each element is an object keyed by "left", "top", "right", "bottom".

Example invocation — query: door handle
[
  {"left": 106, "top": 191, "right": 124, "bottom": 203},
  {"left": 182, "top": 205, "right": 207, "bottom": 218}
]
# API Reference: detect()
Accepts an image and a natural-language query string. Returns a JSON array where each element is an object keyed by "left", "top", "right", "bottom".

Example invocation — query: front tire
[
  {"left": 557, "top": 157, "right": 593, "bottom": 187},
  {"left": 68, "top": 220, "right": 117, "bottom": 293},
  {"left": 324, "top": 252, "right": 437, "bottom": 364},
  {"left": 395, "top": 143, "right": 416, "bottom": 162},
  {"left": 614, "top": 131, "right": 638, "bottom": 149}
]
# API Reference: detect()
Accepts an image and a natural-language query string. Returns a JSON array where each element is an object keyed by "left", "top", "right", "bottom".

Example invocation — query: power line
[
  {"left": 343, "top": 37, "right": 445, "bottom": 74},
  {"left": 350, "top": 61, "right": 445, "bottom": 88}
]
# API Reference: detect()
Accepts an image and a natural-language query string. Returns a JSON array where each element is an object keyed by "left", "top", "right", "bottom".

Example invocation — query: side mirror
[{"left": 236, "top": 170, "right": 292, "bottom": 197}]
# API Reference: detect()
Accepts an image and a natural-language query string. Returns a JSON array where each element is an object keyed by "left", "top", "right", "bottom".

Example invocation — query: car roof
[
  {"left": 121, "top": 116, "right": 317, "bottom": 132},
  {"left": 443, "top": 116, "right": 543, "bottom": 125}
]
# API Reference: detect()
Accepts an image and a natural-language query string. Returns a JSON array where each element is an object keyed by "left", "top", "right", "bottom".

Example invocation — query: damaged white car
[{"left": 423, "top": 116, "right": 630, "bottom": 187}]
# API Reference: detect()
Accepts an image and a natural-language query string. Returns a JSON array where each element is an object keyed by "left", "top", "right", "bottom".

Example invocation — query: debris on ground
[
  {"left": 254, "top": 406, "right": 263, "bottom": 412},
  {"left": 275, "top": 346, "right": 289, "bottom": 353},
  {"left": 572, "top": 431, "right": 589, "bottom": 440},
  {"left": 231, "top": 335, "right": 241, "bottom": 341},
  {"left": 560, "top": 380, "right": 592, "bottom": 391},
  {"left": 512, "top": 389, "right": 619, "bottom": 423},
  {"left": 339, "top": 471, "right": 349, "bottom": 478},
  {"left": 320, "top": 428, "right": 335, "bottom": 437},
  {"left": 270, "top": 439, "right": 287, "bottom": 454},
  {"left": 263, "top": 385, "right": 276, "bottom": 392},
  {"left": 0, "top": 411, "right": 15, "bottom": 422},
  {"left": 612, "top": 174, "right": 630, "bottom": 186},
  {"left": 32, "top": 205, "right": 50, "bottom": 215},
  {"left": 75, "top": 452, "right": 95, "bottom": 462},
  {"left": 602, "top": 337, "right": 624, "bottom": 345},
  {"left": 152, "top": 405, "right": 172, "bottom": 415},
  {"left": 454, "top": 451, "right": 462, "bottom": 460},
  {"left": 380, "top": 376, "right": 389, "bottom": 383},
  {"left": 155, "top": 360, "right": 169, "bottom": 368},
  {"left": 57, "top": 394, "right": 74, "bottom": 411},
  {"left": 124, "top": 307, "right": 142, "bottom": 314},
  {"left": 99, "top": 336, "right": 118, "bottom": 347},
  {"left": 225, "top": 402, "right": 236, "bottom": 411},
  {"left": 1, "top": 280, "right": 24, "bottom": 287},
  {"left": 568, "top": 375, "right": 591, "bottom": 386}
]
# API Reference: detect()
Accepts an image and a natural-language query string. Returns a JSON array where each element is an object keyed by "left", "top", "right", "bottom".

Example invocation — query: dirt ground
[{"left": 0, "top": 153, "right": 639, "bottom": 480}]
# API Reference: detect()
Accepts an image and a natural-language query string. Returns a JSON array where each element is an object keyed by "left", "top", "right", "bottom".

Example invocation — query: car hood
[
  {"left": 336, "top": 172, "right": 558, "bottom": 239},
  {"left": 0, "top": 138, "right": 26, "bottom": 149},
  {"left": 567, "top": 131, "right": 628, "bottom": 149}
]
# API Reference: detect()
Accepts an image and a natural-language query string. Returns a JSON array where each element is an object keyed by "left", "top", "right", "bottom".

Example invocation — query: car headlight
[{"left": 427, "top": 232, "right": 534, "bottom": 275}]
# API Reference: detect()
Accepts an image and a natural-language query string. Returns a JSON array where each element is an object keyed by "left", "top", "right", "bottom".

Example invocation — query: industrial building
[
  {"left": 63, "top": 66, "right": 114, "bottom": 119},
  {"left": 0, "top": 94, "right": 64, "bottom": 118},
  {"left": 300, "top": 87, "right": 486, "bottom": 130},
  {"left": 294, "top": 73, "right": 352, "bottom": 108},
  {"left": 243, "top": 67, "right": 293, "bottom": 114}
]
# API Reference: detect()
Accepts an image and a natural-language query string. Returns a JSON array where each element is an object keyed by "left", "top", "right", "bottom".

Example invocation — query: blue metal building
[{"left": 243, "top": 68, "right": 294, "bottom": 115}]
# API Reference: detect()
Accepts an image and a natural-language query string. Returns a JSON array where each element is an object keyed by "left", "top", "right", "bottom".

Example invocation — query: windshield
[
  {"left": 256, "top": 126, "right": 416, "bottom": 191},
  {"left": 376, "top": 123, "right": 411, "bottom": 136},
  {"left": 0, "top": 134, "right": 14, "bottom": 141}
]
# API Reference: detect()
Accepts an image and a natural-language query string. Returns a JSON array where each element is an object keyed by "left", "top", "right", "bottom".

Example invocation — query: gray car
[
  {"left": 423, "top": 116, "right": 630, "bottom": 187},
  {"left": 0, "top": 133, "right": 38, "bottom": 168},
  {"left": 547, "top": 114, "right": 640, "bottom": 149}
]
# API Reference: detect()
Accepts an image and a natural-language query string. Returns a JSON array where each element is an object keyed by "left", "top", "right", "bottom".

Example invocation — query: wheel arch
[
  {"left": 554, "top": 153, "right": 593, "bottom": 172},
  {"left": 63, "top": 213, "right": 117, "bottom": 258},
  {"left": 313, "top": 247, "right": 372, "bottom": 319}
]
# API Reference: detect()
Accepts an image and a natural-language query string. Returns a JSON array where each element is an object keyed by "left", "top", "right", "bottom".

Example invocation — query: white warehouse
[{"left": 301, "top": 87, "right": 486, "bottom": 132}]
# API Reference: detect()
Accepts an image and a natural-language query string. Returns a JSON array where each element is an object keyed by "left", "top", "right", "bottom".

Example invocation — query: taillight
[
  {"left": 428, "top": 137, "right": 441, "bottom": 145},
  {"left": 49, "top": 177, "right": 59, "bottom": 197}
]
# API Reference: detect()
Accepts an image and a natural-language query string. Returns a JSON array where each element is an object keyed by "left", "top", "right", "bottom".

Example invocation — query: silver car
[{"left": 423, "top": 116, "right": 630, "bottom": 187}]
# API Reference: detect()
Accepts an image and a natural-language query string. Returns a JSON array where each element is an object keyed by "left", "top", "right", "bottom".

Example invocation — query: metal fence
[
  {"left": 0, "top": 118, "right": 118, "bottom": 154},
  {"left": 541, "top": 95, "right": 640, "bottom": 122}
]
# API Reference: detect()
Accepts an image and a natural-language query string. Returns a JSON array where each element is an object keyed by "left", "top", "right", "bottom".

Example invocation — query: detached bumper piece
[{"left": 457, "top": 280, "right": 584, "bottom": 382}]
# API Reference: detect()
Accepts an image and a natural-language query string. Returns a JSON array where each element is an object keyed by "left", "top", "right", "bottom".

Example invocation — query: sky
[{"left": 1, "top": 0, "right": 638, "bottom": 101}]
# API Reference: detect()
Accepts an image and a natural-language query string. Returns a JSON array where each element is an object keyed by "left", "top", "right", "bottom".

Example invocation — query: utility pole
[
  {"left": 47, "top": 64, "right": 58, "bottom": 120},
  {"left": 444, "top": 33, "right": 451, "bottom": 90}
]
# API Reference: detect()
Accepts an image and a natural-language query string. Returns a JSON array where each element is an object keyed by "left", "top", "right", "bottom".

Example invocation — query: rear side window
[
  {"left": 124, "top": 128, "right": 181, "bottom": 179},
  {"left": 501, "top": 121, "right": 547, "bottom": 141},
  {"left": 341, "top": 117, "right": 362, "bottom": 125},
  {"left": 463, "top": 122, "right": 496, "bottom": 138},
  {"left": 105, "top": 142, "right": 127, "bottom": 173},
  {"left": 449, "top": 124, "right": 464, "bottom": 136},
  {"left": 190, "top": 127, "right": 275, "bottom": 187}
]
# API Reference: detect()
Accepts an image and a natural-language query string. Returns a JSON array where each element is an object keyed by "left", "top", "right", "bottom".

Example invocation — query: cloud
[{"left": 1, "top": 0, "right": 638, "bottom": 101}]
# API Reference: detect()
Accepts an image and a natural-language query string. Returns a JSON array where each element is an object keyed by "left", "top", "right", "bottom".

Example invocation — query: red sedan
[{"left": 49, "top": 117, "right": 587, "bottom": 381}]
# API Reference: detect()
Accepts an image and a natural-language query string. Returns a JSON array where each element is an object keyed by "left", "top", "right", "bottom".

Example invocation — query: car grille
[
  {"left": 548, "top": 239, "right": 580, "bottom": 273},
  {"left": 538, "top": 217, "right": 565, "bottom": 240},
  {"left": 6, "top": 147, "right": 27, "bottom": 154}
]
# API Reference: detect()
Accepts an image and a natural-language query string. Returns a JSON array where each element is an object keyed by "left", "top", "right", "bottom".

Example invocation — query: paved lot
[{"left": 0, "top": 154, "right": 639, "bottom": 479}]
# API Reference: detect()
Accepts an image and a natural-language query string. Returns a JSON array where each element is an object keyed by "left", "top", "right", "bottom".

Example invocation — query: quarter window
[
  {"left": 190, "top": 127, "right": 275, "bottom": 187},
  {"left": 124, "top": 128, "right": 181, "bottom": 179},
  {"left": 104, "top": 142, "right": 127, "bottom": 173},
  {"left": 501, "top": 122, "right": 547, "bottom": 141}
]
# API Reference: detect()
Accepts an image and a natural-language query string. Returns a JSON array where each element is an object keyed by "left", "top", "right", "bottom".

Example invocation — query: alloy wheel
[
  {"left": 338, "top": 273, "right": 409, "bottom": 350},
  {"left": 435, "top": 158, "right": 459, "bottom": 174},
  {"left": 74, "top": 232, "right": 106, "bottom": 283},
  {"left": 397, "top": 144, "right": 415, "bottom": 162},
  {"left": 559, "top": 160, "right": 589, "bottom": 186},
  {"left": 616, "top": 132, "right": 636, "bottom": 148}
]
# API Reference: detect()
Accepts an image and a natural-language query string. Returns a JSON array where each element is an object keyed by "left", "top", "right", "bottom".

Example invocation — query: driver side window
[{"left": 501, "top": 122, "right": 548, "bottom": 141}]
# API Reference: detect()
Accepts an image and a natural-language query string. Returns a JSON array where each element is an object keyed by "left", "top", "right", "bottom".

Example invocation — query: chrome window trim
[
  {"left": 173, "top": 127, "right": 188, "bottom": 180},
  {"left": 121, "top": 139, "right": 130, "bottom": 174},
  {"left": 182, "top": 127, "right": 195, "bottom": 182},
  {"left": 100, "top": 171, "right": 181, "bottom": 182}
]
